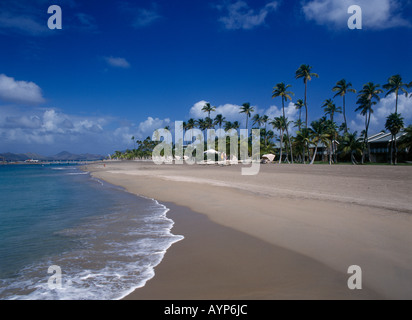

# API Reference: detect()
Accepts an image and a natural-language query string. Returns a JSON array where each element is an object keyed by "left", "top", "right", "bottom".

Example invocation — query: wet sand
[{"left": 87, "top": 161, "right": 412, "bottom": 299}]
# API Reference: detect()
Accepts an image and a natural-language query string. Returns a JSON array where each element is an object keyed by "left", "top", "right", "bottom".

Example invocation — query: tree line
[{"left": 114, "top": 65, "right": 412, "bottom": 165}]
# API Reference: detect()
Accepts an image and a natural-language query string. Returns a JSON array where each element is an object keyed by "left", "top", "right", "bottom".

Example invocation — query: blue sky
[{"left": 0, "top": 0, "right": 411, "bottom": 155}]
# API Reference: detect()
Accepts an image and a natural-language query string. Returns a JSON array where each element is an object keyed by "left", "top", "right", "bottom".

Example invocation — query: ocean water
[{"left": 0, "top": 164, "right": 183, "bottom": 300}]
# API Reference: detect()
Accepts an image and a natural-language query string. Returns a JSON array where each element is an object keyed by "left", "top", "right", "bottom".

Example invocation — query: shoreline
[
  {"left": 123, "top": 201, "right": 380, "bottom": 300},
  {"left": 86, "top": 161, "right": 412, "bottom": 299}
]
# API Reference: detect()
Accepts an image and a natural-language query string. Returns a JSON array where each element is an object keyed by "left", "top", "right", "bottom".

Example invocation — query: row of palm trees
[
  {"left": 116, "top": 65, "right": 411, "bottom": 164},
  {"left": 182, "top": 66, "right": 411, "bottom": 164}
]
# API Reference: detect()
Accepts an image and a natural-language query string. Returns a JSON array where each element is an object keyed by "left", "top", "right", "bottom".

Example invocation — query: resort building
[{"left": 368, "top": 131, "right": 407, "bottom": 163}]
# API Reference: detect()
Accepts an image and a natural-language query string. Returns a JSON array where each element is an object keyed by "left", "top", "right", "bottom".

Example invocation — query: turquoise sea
[{"left": 0, "top": 164, "right": 183, "bottom": 300}]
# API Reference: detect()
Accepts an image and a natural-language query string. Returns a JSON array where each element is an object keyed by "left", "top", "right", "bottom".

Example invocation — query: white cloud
[
  {"left": 132, "top": 8, "right": 161, "bottom": 28},
  {"left": 189, "top": 100, "right": 261, "bottom": 125},
  {"left": 113, "top": 116, "right": 171, "bottom": 147},
  {"left": 349, "top": 93, "right": 412, "bottom": 134},
  {"left": 266, "top": 102, "right": 298, "bottom": 121},
  {"left": 119, "top": 2, "right": 162, "bottom": 29},
  {"left": 0, "top": 13, "right": 48, "bottom": 36},
  {"left": 302, "top": 0, "right": 411, "bottom": 30},
  {"left": 74, "top": 13, "right": 99, "bottom": 32},
  {"left": 137, "top": 117, "right": 171, "bottom": 137},
  {"left": 0, "top": 74, "right": 45, "bottom": 104},
  {"left": 217, "top": 1, "right": 279, "bottom": 30},
  {"left": 104, "top": 56, "right": 131, "bottom": 69},
  {"left": 0, "top": 107, "right": 107, "bottom": 147}
]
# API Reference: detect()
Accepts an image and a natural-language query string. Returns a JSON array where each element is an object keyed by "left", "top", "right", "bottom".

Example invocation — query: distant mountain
[
  {"left": 50, "top": 151, "right": 105, "bottom": 161},
  {"left": 0, "top": 151, "right": 105, "bottom": 162}
]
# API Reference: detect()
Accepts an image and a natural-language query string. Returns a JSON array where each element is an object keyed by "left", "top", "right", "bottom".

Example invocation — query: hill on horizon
[{"left": 0, "top": 151, "right": 105, "bottom": 162}]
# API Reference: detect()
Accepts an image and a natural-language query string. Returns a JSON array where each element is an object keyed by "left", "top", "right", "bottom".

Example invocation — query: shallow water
[{"left": 0, "top": 164, "right": 183, "bottom": 300}]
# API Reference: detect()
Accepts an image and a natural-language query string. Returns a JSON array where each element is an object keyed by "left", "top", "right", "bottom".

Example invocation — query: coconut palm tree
[
  {"left": 322, "top": 99, "right": 342, "bottom": 123},
  {"left": 232, "top": 121, "right": 240, "bottom": 130},
  {"left": 202, "top": 103, "right": 216, "bottom": 118},
  {"left": 383, "top": 75, "right": 409, "bottom": 114},
  {"left": 261, "top": 115, "right": 269, "bottom": 148},
  {"left": 270, "top": 116, "right": 289, "bottom": 164},
  {"left": 295, "top": 127, "right": 311, "bottom": 164},
  {"left": 197, "top": 119, "right": 207, "bottom": 137},
  {"left": 294, "top": 99, "right": 304, "bottom": 131},
  {"left": 322, "top": 99, "right": 342, "bottom": 163},
  {"left": 385, "top": 113, "right": 404, "bottom": 165},
  {"left": 252, "top": 114, "right": 263, "bottom": 128},
  {"left": 339, "top": 132, "right": 363, "bottom": 164},
  {"left": 224, "top": 121, "right": 233, "bottom": 132},
  {"left": 309, "top": 117, "right": 330, "bottom": 165},
  {"left": 332, "top": 79, "right": 356, "bottom": 133},
  {"left": 295, "top": 64, "right": 319, "bottom": 128},
  {"left": 205, "top": 117, "right": 214, "bottom": 130},
  {"left": 214, "top": 114, "right": 226, "bottom": 131},
  {"left": 356, "top": 82, "right": 383, "bottom": 163},
  {"left": 272, "top": 82, "right": 295, "bottom": 163},
  {"left": 239, "top": 103, "right": 255, "bottom": 131},
  {"left": 185, "top": 118, "right": 197, "bottom": 142}
]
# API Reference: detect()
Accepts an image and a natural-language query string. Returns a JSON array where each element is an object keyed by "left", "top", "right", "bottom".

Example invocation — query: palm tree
[
  {"left": 270, "top": 116, "right": 287, "bottom": 164},
  {"left": 214, "top": 114, "right": 226, "bottom": 131},
  {"left": 272, "top": 82, "right": 295, "bottom": 163},
  {"left": 385, "top": 113, "right": 404, "bottom": 165},
  {"left": 332, "top": 79, "right": 356, "bottom": 133},
  {"left": 322, "top": 99, "right": 342, "bottom": 163},
  {"left": 322, "top": 99, "right": 342, "bottom": 123},
  {"left": 295, "top": 64, "right": 319, "bottom": 128},
  {"left": 239, "top": 103, "right": 255, "bottom": 131},
  {"left": 185, "top": 118, "right": 197, "bottom": 142},
  {"left": 383, "top": 75, "right": 409, "bottom": 114},
  {"left": 197, "top": 119, "right": 207, "bottom": 137},
  {"left": 339, "top": 132, "right": 363, "bottom": 164},
  {"left": 202, "top": 103, "right": 216, "bottom": 118},
  {"left": 295, "top": 127, "right": 311, "bottom": 164},
  {"left": 224, "top": 121, "right": 233, "bottom": 132},
  {"left": 261, "top": 115, "right": 269, "bottom": 148},
  {"left": 309, "top": 117, "right": 330, "bottom": 165},
  {"left": 131, "top": 136, "right": 136, "bottom": 150},
  {"left": 252, "top": 114, "right": 264, "bottom": 128},
  {"left": 356, "top": 82, "right": 383, "bottom": 163},
  {"left": 294, "top": 99, "right": 304, "bottom": 131},
  {"left": 232, "top": 121, "right": 240, "bottom": 130},
  {"left": 205, "top": 117, "right": 214, "bottom": 130}
]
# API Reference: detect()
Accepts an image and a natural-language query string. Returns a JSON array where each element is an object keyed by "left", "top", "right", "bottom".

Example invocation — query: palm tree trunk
[
  {"left": 329, "top": 143, "right": 332, "bottom": 165},
  {"left": 304, "top": 80, "right": 308, "bottom": 128},
  {"left": 279, "top": 132, "right": 283, "bottom": 164},
  {"left": 343, "top": 95, "right": 348, "bottom": 133},
  {"left": 310, "top": 144, "right": 318, "bottom": 165},
  {"left": 395, "top": 93, "right": 398, "bottom": 115},
  {"left": 394, "top": 135, "right": 398, "bottom": 165},
  {"left": 283, "top": 99, "right": 294, "bottom": 164},
  {"left": 366, "top": 110, "right": 372, "bottom": 163}
]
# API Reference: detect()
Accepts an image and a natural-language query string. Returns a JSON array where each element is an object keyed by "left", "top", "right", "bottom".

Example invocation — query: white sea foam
[{"left": 0, "top": 174, "right": 183, "bottom": 300}]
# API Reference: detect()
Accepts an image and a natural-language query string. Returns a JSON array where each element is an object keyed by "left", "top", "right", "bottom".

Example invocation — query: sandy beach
[{"left": 86, "top": 161, "right": 412, "bottom": 300}]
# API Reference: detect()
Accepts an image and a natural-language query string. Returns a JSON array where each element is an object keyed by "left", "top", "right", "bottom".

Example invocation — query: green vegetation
[{"left": 113, "top": 67, "right": 411, "bottom": 165}]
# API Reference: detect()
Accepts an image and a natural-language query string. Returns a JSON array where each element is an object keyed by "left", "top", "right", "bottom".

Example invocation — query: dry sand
[{"left": 86, "top": 161, "right": 412, "bottom": 300}]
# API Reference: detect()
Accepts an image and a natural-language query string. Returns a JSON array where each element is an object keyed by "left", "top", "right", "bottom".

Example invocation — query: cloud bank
[
  {"left": 103, "top": 56, "right": 131, "bottom": 69},
  {"left": 0, "top": 74, "right": 45, "bottom": 105},
  {"left": 217, "top": 1, "right": 279, "bottom": 30},
  {"left": 302, "top": 0, "right": 411, "bottom": 30}
]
